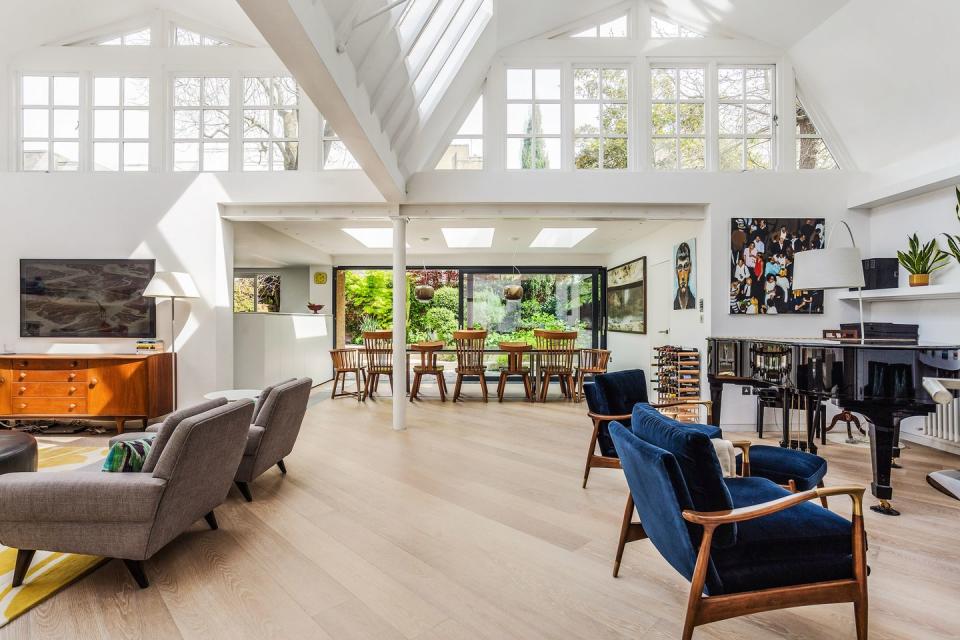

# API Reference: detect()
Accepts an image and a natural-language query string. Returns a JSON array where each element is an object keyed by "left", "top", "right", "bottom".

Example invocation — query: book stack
[{"left": 135, "top": 339, "right": 165, "bottom": 354}]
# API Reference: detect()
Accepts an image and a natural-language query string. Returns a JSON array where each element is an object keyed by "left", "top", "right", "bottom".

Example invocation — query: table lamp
[
  {"left": 143, "top": 271, "right": 199, "bottom": 408},
  {"left": 792, "top": 220, "right": 866, "bottom": 343}
]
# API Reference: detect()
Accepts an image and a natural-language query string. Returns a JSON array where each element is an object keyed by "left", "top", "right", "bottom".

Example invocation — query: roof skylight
[
  {"left": 530, "top": 228, "right": 597, "bottom": 248},
  {"left": 441, "top": 228, "right": 495, "bottom": 248},
  {"left": 342, "top": 228, "right": 410, "bottom": 249}
]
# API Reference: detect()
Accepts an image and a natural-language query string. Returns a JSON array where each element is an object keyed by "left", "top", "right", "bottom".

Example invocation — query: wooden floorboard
[{"left": 3, "top": 383, "right": 960, "bottom": 639}]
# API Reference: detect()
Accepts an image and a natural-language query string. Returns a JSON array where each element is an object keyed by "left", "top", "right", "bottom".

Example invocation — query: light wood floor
[{"left": 3, "top": 382, "right": 960, "bottom": 639}]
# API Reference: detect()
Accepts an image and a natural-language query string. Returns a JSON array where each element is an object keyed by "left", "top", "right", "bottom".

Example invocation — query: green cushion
[{"left": 102, "top": 437, "right": 154, "bottom": 473}]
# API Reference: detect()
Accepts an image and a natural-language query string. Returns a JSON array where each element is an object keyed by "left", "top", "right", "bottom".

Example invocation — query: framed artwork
[
  {"left": 607, "top": 257, "right": 646, "bottom": 334},
  {"left": 672, "top": 238, "right": 697, "bottom": 311},
  {"left": 729, "top": 217, "right": 825, "bottom": 315}
]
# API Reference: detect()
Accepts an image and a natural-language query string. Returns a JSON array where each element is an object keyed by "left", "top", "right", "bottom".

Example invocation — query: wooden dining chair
[
  {"left": 329, "top": 348, "right": 366, "bottom": 401},
  {"left": 362, "top": 330, "right": 393, "bottom": 399},
  {"left": 534, "top": 329, "right": 578, "bottom": 402},
  {"left": 496, "top": 342, "right": 534, "bottom": 402},
  {"left": 452, "top": 330, "right": 488, "bottom": 402},
  {"left": 573, "top": 348, "right": 610, "bottom": 403},
  {"left": 410, "top": 341, "right": 447, "bottom": 401}
]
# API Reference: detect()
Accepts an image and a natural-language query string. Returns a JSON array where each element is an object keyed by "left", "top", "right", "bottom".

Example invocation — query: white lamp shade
[
  {"left": 792, "top": 247, "right": 865, "bottom": 290},
  {"left": 143, "top": 271, "right": 200, "bottom": 299}
]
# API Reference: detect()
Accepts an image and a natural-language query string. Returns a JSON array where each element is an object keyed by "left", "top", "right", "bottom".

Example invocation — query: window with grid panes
[
  {"left": 20, "top": 75, "right": 80, "bottom": 171},
  {"left": 242, "top": 76, "right": 299, "bottom": 171},
  {"left": 573, "top": 67, "right": 628, "bottom": 169},
  {"left": 650, "top": 66, "right": 705, "bottom": 170},
  {"left": 796, "top": 96, "right": 838, "bottom": 170},
  {"left": 322, "top": 121, "right": 360, "bottom": 169},
  {"left": 172, "top": 76, "right": 231, "bottom": 171},
  {"left": 505, "top": 68, "right": 561, "bottom": 169},
  {"left": 93, "top": 77, "right": 150, "bottom": 171},
  {"left": 717, "top": 66, "right": 775, "bottom": 171}
]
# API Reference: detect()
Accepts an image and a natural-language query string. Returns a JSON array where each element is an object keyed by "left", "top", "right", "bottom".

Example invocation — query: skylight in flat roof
[
  {"left": 441, "top": 227, "right": 495, "bottom": 248},
  {"left": 342, "top": 228, "right": 411, "bottom": 249},
  {"left": 530, "top": 228, "right": 596, "bottom": 248}
]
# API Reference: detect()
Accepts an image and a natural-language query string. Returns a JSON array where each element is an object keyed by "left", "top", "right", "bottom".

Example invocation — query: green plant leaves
[{"left": 898, "top": 233, "right": 949, "bottom": 275}]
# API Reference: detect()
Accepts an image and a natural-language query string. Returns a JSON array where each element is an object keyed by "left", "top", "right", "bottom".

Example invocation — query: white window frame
[
  {"left": 91, "top": 76, "right": 151, "bottom": 172},
  {"left": 572, "top": 64, "right": 630, "bottom": 170},
  {"left": 170, "top": 74, "right": 233, "bottom": 172},
  {"left": 240, "top": 76, "right": 300, "bottom": 171},
  {"left": 504, "top": 66, "right": 562, "bottom": 171},
  {"left": 320, "top": 118, "right": 360, "bottom": 170},
  {"left": 435, "top": 94, "right": 484, "bottom": 170},
  {"left": 716, "top": 64, "right": 776, "bottom": 171},
  {"left": 795, "top": 93, "right": 838, "bottom": 170},
  {"left": 648, "top": 63, "right": 707, "bottom": 171},
  {"left": 19, "top": 73, "right": 84, "bottom": 172},
  {"left": 650, "top": 13, "right": 705, "bottom": 38}
]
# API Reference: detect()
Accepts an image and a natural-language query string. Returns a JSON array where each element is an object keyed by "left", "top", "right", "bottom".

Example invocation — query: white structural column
[{"left": 392, "top": 216, "right": 408, "bottom": 431}]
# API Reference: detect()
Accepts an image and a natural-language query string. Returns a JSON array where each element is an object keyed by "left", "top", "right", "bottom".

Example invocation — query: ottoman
[{"left": 0, "top": 432, "right": 38, "bottom": 475}]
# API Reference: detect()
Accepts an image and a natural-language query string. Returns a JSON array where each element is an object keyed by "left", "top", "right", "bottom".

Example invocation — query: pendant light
[
  {"left": 504, "top": 237, "right": 524, "bottom": 301},
  {"left": 414, "top": 249, "right": 435, "bottom": 301}
]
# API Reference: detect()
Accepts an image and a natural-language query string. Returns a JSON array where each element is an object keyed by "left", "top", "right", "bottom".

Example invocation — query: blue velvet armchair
[
  {"left": 582, "top": 369, "right": 714, "bottom": 488},
  {"left": 609, "top": 412, "right": 868, "bottom": 640}
]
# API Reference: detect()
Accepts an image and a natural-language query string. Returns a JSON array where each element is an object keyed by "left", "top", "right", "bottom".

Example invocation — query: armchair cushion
[
  {"left": 712, "top": 477, "right": 853, "bottom": 594},
  {"left": 742, "top": 445, "right": 828, "bottom": 491},
  {"left": 583, "top": 383, "right": 620, "bottom": 458},
  {"left": 253, "top": 378, "right": 296, "bottom": 423},
  {"left": 0, "top": 472, "right": 166, "bottom": 523},
  {"left": 631, "top": 403, "right": 736, "bottom": 547},
  {"left": 584, "top": 369, "right": 649, "bottom": 458},
  {"left": 102, "top": 438, "right": 153, "bottom": 473}
]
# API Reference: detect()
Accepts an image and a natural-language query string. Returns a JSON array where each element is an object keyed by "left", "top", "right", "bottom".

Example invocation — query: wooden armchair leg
[
  {"left": 613, "top": 493, "right": 647, "bottom": 578},
  {"left": 583, "top": 420, "right": 601, "bottom": 489},
  {"left": 204, "top": 511, "right": 219, "bottom": 530},
  {"left": 123, "top": 559, "right": 150, "bottom": 589},
  {"left": 12, "top": 549, "right": 35, "bottom": 588}
]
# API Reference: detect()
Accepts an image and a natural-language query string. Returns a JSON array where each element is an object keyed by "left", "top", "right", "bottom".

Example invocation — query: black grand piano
[{"left": 707, "top": 337, "right": 960, "bottom": 515}]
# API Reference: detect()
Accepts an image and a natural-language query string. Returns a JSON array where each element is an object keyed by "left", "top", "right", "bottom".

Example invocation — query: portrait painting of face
[{"left": 672, "top": 239, "right": 697, "bottom": 311}]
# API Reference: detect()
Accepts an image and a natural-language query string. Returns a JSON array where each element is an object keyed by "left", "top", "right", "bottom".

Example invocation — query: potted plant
[{"left": 897, "top": 233, "right": 949, "bottom": 286}]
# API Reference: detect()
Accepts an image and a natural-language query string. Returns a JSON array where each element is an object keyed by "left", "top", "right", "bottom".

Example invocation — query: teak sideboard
[{"left": 0, "top": 353, "right": 174, "bottom": 433}]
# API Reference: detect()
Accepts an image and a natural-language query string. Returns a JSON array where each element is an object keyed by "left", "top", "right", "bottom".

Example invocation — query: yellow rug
[{"left": 0, "top": 441, "right": 108, "bottom": 628}]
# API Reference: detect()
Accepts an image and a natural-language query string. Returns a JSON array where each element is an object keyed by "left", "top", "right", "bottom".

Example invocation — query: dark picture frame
[
  {"left": 20, "top": 259, "right": 157, "bottom": 338},
  {"left": 606, "top": 257, "right": 647, "bottom": 334}
]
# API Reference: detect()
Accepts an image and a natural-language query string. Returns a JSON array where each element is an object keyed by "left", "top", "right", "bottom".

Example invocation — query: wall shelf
[{"left": 836, "top": 283, "right": 960, "bottom": 303}]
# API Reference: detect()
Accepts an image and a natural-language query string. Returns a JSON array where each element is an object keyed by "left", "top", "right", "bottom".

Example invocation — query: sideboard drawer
[
  {"left": 12, "top": 398, "right": 87, "bottom": 414},
  {"left": 13, "top": 383, "right": 86, "bottom": 397},
  {"left": 10, "top": 370, "right": 88, "bottom": 383},
  {"left": 9, "top": 359, "right": 88, "bottom": 371}
]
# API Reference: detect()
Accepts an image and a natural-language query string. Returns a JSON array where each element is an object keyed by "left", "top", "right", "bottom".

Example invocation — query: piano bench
[{"left": 739, "top": 445, "right": 828, "bottom": 492}]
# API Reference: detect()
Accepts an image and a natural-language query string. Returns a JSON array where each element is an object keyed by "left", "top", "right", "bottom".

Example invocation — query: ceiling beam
[{"left": 236, "top": 0, "right": 407, "bottom": 202}]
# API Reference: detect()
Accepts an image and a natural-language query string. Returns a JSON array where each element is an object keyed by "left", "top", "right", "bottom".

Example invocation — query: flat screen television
[{"left": 20, "top": 259, "right": 157, "bottom": 338}]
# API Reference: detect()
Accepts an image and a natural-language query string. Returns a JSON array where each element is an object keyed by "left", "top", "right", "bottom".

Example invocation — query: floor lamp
[
  {"left": 792, "top": 220, "right": 866, "bottom": 343},
  {"left": 143, "top": 271, "right": 199, "bottom": 410}
]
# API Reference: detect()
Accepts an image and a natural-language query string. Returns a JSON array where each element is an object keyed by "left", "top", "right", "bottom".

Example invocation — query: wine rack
[{"left": 653, "top": 345, "right": 702, "bottom": 423}]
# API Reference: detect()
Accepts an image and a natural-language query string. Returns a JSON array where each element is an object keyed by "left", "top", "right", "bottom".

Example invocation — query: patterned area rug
[{"left": 0, "top": 441, "right": 108, "bottom": 628}]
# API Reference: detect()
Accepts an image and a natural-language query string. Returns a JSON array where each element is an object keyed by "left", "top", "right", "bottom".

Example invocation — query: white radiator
[{"left": 924, "top": 396, "right": 960, "bottom": 444}]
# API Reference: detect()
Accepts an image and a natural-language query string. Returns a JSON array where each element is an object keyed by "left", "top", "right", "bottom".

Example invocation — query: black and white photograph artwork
[
  {"left": 20, "top": 259, "right": 156, "bottom": 337},
  {"left": 729, "top": 218, "right": 825, "bottom": 315}
]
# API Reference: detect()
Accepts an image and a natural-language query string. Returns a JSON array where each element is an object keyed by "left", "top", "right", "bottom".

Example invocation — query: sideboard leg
[{"left": 115, "top": 418, "right": 125, "bottom": 434}]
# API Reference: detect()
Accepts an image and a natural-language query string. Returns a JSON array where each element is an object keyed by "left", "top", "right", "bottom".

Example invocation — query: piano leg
[
  {"left": 868, "top": 419, "right": 900, "bottom": 516},
  {"left": 891, "top": 418, "right": 903, "bottom": 469},
  {"left": 708, "top": 380, "right": 723, "bottom": 428}
]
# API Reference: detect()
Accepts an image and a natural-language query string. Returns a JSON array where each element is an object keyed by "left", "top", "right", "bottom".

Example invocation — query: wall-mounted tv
[{"left": 20, "top": 259, "right": 157, "bottom": 338}]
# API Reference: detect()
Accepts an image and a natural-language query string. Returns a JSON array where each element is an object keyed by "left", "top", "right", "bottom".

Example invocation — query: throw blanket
[{"left": 710, "top": 439, "right": 737, "bottom": 478}]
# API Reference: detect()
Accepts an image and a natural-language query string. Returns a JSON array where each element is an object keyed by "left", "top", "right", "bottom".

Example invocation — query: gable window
[
  {"left": 94, "top": 28, "right": 151, "bottom": 46},
  {"left": 650, "top": 66, "right": 705, "bottom": 170},
  {"left": 172, "top": 76, "right": 230, "bottom": 171},
  {"left": 796, "top": 96, "right": 838, "bottom": 170},
  {"left": 717, "top": 66, "right": 775, "bottom": 171},
  {"left": 20, "top": 75, "right": 80, "bottom": 171},
  {"left": 322, "top": 122, "right": 360, "bottom": 169},
  {"left": 242, "top": 76, "right": 299, "bottom": 171},
  {"left": 174, "top": 27, "right": 231, "bottom": 47},
  {"left": 436, "top": 96, "right": 483, "bottom": 170},
  {"left": 93, "top": 77, "right": 150, "bottom": 171},
  {"left": 566, "top": 14, "right": 629, "bottom": 38},
  {"left": 506, "top": 68, "right": 561, "bottom": 169},
  {"left": 650, "top": 15, "right": 704, "bottom": 38},
  {"left": 574, "top": 67, "right": 628, "bottom": 169}
]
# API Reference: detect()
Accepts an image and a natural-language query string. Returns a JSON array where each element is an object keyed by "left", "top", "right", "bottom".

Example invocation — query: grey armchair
[
  {"left": 234, "top": 377, "right": 312, "bottom": 502},
  {"left": 0, "top": 399, "right": 254, "bottom": 589}
]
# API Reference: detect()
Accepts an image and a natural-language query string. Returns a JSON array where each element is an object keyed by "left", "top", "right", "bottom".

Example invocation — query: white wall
[
  {"left": 234, "top": 313, "right": 333, "bottom": 388},
  {"left": 234, "top": 266, "right": 310, "bottom": 314}
]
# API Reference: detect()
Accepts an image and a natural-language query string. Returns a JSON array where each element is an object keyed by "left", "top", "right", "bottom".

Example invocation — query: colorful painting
[
  {"left": 729, "top": 218, "right": 825, "bottom": 315},
  {"left": 672, "top": 238, "right": 697, "bottom": 311},
  {"left": 607, "top": 257, "right": 646, "bottom": 334},
  {"left": 20, "top": 259, "right": 156, "bottom": 337}
]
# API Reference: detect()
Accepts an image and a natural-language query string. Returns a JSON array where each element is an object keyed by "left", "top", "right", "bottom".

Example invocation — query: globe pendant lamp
[
  {"left": 504, "top": 238, "right": 524, "bottom": 300},
  {"left": 414, "top": 259, "right": 434, "bottom": 301}
]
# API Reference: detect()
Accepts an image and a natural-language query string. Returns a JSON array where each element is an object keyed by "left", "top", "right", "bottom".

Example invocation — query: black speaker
[{"left": 854, "top": 258, "right": 899, "bottom": 290}]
